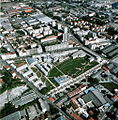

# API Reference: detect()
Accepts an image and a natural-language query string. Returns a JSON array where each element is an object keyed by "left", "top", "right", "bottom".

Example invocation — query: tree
[
  {"left": 88, "top": 76, "right": 99, "bottom": 85},
  {"left": 50, "top": 104, "right": 59, "bottom": 115},
  {"left": 113, "top": 101, "right": 118, "bottom": 109},
  {"left": 0, "top": 102, "right": 17, "bottom": 118}
]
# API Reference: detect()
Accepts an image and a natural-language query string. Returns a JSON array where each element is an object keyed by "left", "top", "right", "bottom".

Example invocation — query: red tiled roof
[
  {"left": 88, "top": 117, "right": 95, "bottom": 120},
  {"left": 71, "top": 113, "right": 83, "bottom": 120},
  {"left": 48, "top": 97, "right": 55, "bottom": 102},
  {"left": 3, "top": 65, "right": 10, "bottom": 69},
  {"left": 24, "top": 7, "right": 32, "bottom": 10},
  {"left": 113, "top": 95, "right": 118, "bottom": 101},
  {"left": 5, "top": 52, "right": 16, "bottom": 55},
  {"left": 41, "top": 35, "right": 57, "bottom": 41},
  {"left": 68, "top": 85, "right": 86, "bottom": 97},
  {"left": 24, "top": 10, "right": 32, "bottom": 13},
  {"left": 88, "top": 110, "right": 94, "bottom": 115},
  {"left": 101, "top": 66, "right": 109, "bottom": 71}
]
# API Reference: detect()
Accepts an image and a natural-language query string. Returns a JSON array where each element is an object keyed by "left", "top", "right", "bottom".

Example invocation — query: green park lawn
[
  {"left": 48, "top": 57, "right": 98, "bottom": 79},
  {"left": 101, "top": 82, "right": 118, "bottom": 92}
]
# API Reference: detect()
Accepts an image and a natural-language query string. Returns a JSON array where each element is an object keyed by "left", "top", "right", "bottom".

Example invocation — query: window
[
  {"left": 33, "top": 78, "right": 38, "bottom": 82},
  {"left": 38, "top": 83, "right": 42, "bottom": 87}
]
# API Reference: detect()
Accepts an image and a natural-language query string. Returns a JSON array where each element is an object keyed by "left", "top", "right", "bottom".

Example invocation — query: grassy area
[
  {"left": 40, "top": 81, "right": 54, "bottom": 95},
  {"left": 101, "top": 82, "right": 118, "bottom": 92},
  {"left": 14, "top": 60, "right": 26, "bottom": 65},
  {"left": 86, "top": 76, "right": 100, "bottom": 87},
  {"left": 48, "top": 57, "right": 98, "bottom": 78},
  {"left": 31, "top": 67, "right": 42, "bottom": 77},
  {"left": 16, "top": 30, "right": 25, "bottom": 37},
  {"left": 0, "top": 102, "right": 17, "bottom": 118},
  {"left": 31, "top": 67, "right": 54, "bottom": 94},
  {"left": 0, "top": 47, "right": 8, "bottom": 54}
]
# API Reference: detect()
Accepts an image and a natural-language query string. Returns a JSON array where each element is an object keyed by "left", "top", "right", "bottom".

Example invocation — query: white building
[
  {"left": 62, "top": 27, "right": 68, "bottom": 42},
  {"left": 45, "top": 42, "right": 72, "bottom": 52},
  {"left": 1, "top": 52, "right": 17, "bottom": 60},
  {"left": 38, "top": 98, "right": 50, "bottom": 112},
  {"left": 57, "top": 23, "right": 62, "bottom": 30},
  {"left": 0, "top": 0, "right": 10, "bottom": 3},
  {"left": 14, "top": 62, "right": 45, "bottom": 89},
  {"left": 18, "top": 45, "right": 43, "bottom": 56},
  {"left": 72, "top": 50, "right": 86, "bottom": 59}
]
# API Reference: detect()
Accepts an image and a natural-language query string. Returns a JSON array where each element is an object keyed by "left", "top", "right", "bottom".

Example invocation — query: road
[{"left": 1, "top": 1, "right": 115, "bottom": 119}]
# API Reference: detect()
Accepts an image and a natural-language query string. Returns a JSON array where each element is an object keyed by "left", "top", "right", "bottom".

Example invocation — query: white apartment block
[
  {"left": 45, "top": 42, "right": 72, "bottom": 52},
  {"left": 1, "top": 52, "right": 17, "bottom": 60},
  {"left": 15, "top": 62, "right": 45, "bottom": 89}
]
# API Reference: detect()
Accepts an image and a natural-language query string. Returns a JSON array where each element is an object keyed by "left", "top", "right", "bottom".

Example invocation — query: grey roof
[
  {"left": 27, "top": 20, "right": 39, "bottom": 25},
  {"left": 108, "top": 48, "right": 118, "bottom": 57},
  {"left": 12, "top": 92, "right": 37, "bottom": 107},
  {"left": 112, "top": 67, "right": 118, "bottom": 74},
  {"left": 92, "top": 89, "right": 106, "bottom": 105},
  {"left": 26, "top": 57, "right": 37, "bottom": 65},
  {"left": 0, "top": 18, "right": 13, "bottom": 31},
  {"left": 56, "top": 116, "right": 65, "bottom": 120},
  {"left": 104, "top": 96, "right": 113, "bottom": 105},
  {"left": 107, "top": 63, "right": 115, "bottom": 69},
  {"left": 36, "top": 14, "right": 45, "bottom": 18},
  {"left": 31, "top": 13, "right": 53, "bottom": 23},
  {"left": 102, "top": 45, "right": 117, "bottom": 54},
  {"left": 23, "top": 16, "right": 33, "bottom": 22},
  {"left": 82, "top": 89, "right": 107, "bottom": 107},
  {"left": 112, "top": 57, "right": 118, "bottom": 64},
  {"left": 82, "top": 92, "right": 102, "bottom": 107}
]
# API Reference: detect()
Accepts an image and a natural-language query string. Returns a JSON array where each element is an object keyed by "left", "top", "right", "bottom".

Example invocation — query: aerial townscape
[{"left": 0, "top": 0, "right": 118, "bottom": 120}]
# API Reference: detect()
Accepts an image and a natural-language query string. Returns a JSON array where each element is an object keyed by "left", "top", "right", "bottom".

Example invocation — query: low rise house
[{"left": 67, "top": 85, "right": 87, "bottom": 98}]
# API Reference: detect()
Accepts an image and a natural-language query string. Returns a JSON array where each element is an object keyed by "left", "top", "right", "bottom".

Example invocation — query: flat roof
[
  {"left": 108, "top": 48, "right": 118, "bottom": 57},
  {"left": 82, "top": 89, "right": 106, "bottom": 107},
  {"left": 102, "top": 45, "right": 117, "bottom": 54},
  {"left": 112, "top": 57, "right": 118, "bottom": 64},
  {"left": 31, "top": 13, "right": 53, "bottom": 23}
]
